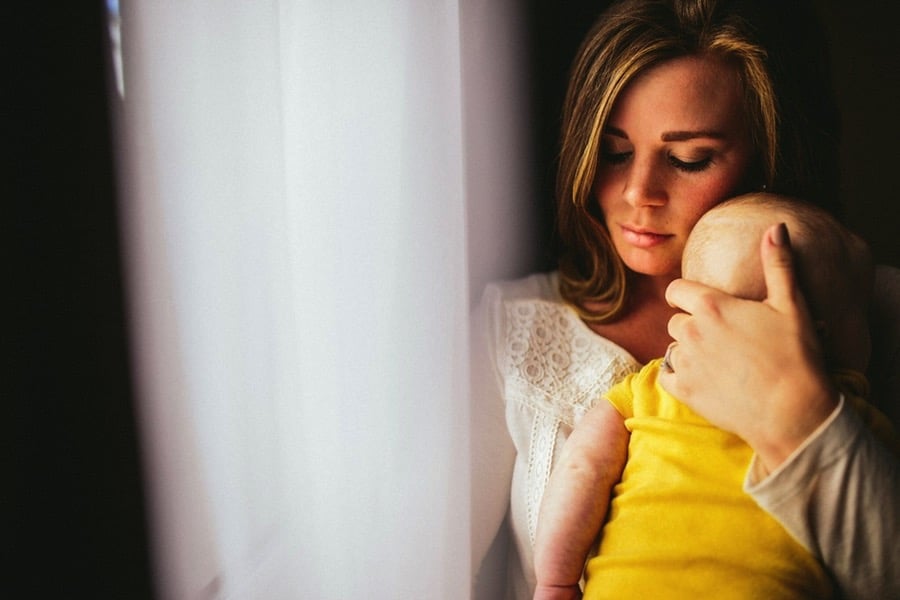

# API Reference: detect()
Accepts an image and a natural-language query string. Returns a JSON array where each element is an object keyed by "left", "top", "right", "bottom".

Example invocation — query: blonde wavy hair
[{"left": 556, "top": 0, "right": 840, "bottom": 322}]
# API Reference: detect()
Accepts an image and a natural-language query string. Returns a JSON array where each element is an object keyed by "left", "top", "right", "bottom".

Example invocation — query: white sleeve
[
  {"left": 470, "top": 283, "right": 516, "bottom": 598},
  {"left": 745, "top": 397, "right": 900, "bottom": 599}
]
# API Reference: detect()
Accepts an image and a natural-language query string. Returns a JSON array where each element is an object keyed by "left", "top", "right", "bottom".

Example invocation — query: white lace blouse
[
  {"left": 471, "top": 272, "right": 639, "bottom": 599},
  {"left": 471, "top": 269, "right": 900, "bottom": 600}
]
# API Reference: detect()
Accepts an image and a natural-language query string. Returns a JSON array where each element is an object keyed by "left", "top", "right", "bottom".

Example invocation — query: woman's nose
[{"left": 622, "top": 157, "right": 667, "bottom": 207}]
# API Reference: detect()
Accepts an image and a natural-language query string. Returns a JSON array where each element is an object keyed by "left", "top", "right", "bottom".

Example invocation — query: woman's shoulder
[
  {"left": 479, "top": 270, "right": 640, "bottom": 423},
  {"left": 477, "top": 271, "right": 564, "bottom": 337}
]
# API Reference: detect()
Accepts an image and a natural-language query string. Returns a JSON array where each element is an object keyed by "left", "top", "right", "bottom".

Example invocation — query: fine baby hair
[{"left": 683, "top": 192, "right": 873, "bottom": 371}]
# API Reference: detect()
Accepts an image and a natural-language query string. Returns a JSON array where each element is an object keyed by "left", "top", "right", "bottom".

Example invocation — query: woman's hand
[{"left": 658, "top": 223, "right": 840, "bottom": 475}]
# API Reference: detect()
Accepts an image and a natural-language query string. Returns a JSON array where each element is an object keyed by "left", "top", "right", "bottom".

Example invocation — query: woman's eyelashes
[
  {"left": 668, "top": 154, "right": 713, "bottom": 172},
  {"left": 602, "top": 149, "right": 632, "bottom": 165},
  {"left": 599, "top": 147, "right": 714, "bottom": 173}
]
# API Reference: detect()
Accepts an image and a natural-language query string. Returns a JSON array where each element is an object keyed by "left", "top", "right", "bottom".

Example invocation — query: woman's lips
[{"left": 620, "top": 225, "right": 672, "bottom": 248}]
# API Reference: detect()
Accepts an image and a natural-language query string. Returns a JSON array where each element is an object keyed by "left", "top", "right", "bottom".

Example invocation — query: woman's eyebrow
[
  {"left": 604, "top": 126, "right": 628, "bottom": 139},
  {"left": 603, "top": 126, "right": 728, "bottom": 141},
  {"left": 661, "top": 130, "right": 727, "bottom": 141}
]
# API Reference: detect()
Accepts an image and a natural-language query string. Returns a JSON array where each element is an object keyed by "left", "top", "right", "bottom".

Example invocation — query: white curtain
[{"left": 115, "top": 1, "right": 535, "bottom": 598}]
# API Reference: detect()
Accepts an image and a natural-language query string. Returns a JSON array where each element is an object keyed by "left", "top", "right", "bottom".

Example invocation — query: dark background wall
[
  {"left": 525, "top": 0, "right": 900, "bottom": 270},
  {"left": 818, "top": 1, "right": 900, "bottom": 269}
]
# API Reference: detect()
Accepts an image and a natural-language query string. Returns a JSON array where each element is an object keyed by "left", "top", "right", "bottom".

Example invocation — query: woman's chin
[{"left": 622, "top": 256, "right": 680, "bottom": 280}]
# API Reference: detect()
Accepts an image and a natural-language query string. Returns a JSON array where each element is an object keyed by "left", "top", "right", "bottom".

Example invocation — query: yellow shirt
[{"left": 582, "top": 359, "right": 839, "bottom": 599}]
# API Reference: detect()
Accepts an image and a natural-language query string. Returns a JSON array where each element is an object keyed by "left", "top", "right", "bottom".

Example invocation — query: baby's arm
[{"left": 533, "top": 401, "right": 629, "bottom": 600}]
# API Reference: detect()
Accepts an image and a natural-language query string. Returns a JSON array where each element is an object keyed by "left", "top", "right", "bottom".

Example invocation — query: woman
[{"left": 471, "top": 1, "right": 900, "bottom": 598}]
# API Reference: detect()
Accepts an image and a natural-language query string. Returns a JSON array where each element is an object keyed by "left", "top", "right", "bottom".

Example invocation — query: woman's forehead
[{"left": 607, "top": 54, "right": 746, "bottom": 136}]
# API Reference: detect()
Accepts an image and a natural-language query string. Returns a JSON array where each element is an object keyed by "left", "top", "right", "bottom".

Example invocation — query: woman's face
[{"left": 595, "top": 54, "right": 755, "bottom": 281}]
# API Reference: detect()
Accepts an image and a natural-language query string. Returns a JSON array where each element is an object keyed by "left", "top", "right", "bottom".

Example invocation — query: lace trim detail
[
  {"left": 502, "top": 299, "right": 638, "bottom": 426},
  {"left": 527, "top": 410, "right": 559, "bottom": 546}
]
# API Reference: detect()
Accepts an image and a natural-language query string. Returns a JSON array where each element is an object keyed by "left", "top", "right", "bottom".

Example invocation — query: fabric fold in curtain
[{"left": 115, "top": 1, "right": 533, "bottom": 598}]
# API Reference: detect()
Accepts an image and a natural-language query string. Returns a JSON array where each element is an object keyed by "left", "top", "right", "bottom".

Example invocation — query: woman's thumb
[{"left": 762, "top": 222, "right": 800, "bottom": 313}]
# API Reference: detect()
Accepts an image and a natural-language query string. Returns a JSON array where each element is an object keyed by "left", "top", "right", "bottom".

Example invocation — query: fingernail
[{"left": 772, "top": 222, "right": 790, "bottom": 247}]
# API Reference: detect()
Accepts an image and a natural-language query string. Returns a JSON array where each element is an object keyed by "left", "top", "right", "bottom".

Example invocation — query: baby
[{"left": 533, "top": 193, "right": 897, "bottom": 599}]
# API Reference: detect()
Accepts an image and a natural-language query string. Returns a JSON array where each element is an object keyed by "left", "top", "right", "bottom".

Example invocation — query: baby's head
[{"left": 683, "top": 193, "right": 873, "bottom": 372}]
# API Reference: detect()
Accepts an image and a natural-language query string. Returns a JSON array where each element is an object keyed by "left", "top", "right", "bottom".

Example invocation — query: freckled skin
[{"left": 595, "top": 55, "right": 754, "bottom": 287}]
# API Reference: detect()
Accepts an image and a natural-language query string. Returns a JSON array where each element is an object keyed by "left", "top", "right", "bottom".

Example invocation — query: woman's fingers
[
  {"left": 761, "top": 222, "right": 806, "bottom": 319},
  {"left": 667, "top": 222, "right": 803, "bottom": 317},
  {"left": 665, "top": 277, "right": 732, "bottom": 316},
  {"left": 660, "top": 223, "right": 837, "bottom": 470}
]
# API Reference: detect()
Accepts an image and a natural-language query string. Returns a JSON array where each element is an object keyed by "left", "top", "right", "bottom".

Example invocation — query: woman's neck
[
  {"left": 631, "top": 271, "right": 676, "bottom": 304},
  {"left": 584, "top": 273, "right": 679, "bottom": 364}
]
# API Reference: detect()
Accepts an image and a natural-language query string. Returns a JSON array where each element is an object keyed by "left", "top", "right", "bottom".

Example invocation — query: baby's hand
[{"left": 532, "top": 583, "right": 582, "bottom": 600}]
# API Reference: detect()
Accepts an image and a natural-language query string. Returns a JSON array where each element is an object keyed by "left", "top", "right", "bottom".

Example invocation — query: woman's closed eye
[
  {"left": 668, "top": 153, "right": 713, "bottom": 173},
  {"left": 602, "top": 149, "right": 632, "bottom": 165}
]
